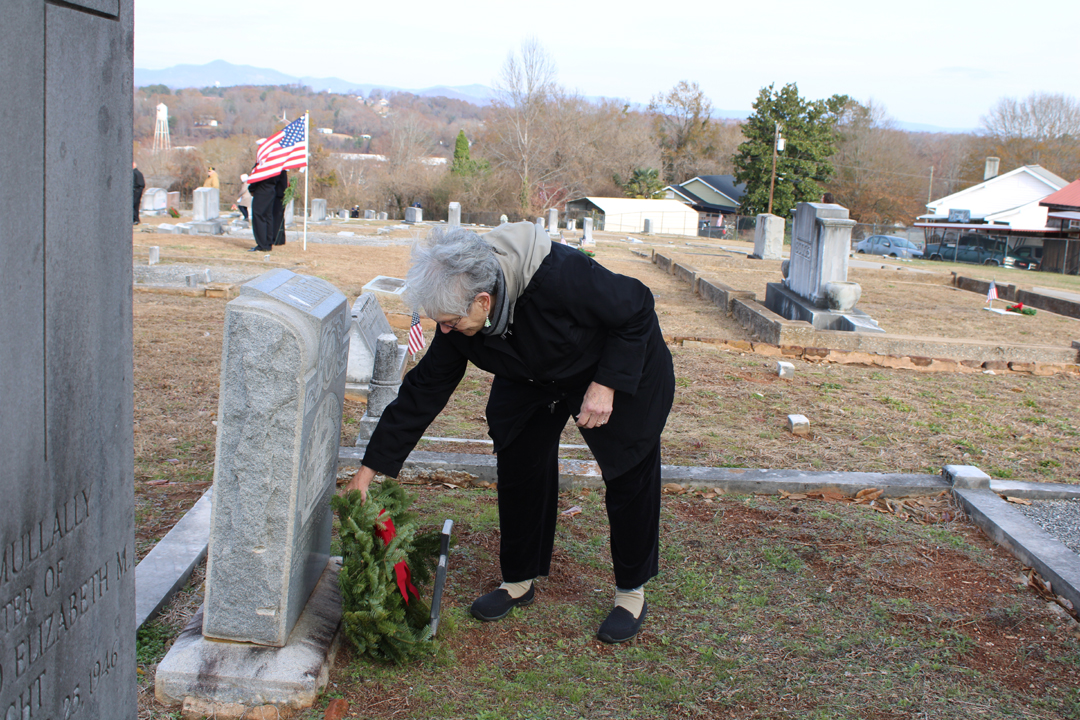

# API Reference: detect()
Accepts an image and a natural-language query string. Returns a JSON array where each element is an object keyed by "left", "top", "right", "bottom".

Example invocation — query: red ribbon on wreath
[{"left": 374, "top": 511, "right": 419, "bottom": 603}]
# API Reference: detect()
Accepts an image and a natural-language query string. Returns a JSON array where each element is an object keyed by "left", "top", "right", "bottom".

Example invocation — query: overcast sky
[{"left": 134, "top": 0, "right": 1077, "bottom": 131}]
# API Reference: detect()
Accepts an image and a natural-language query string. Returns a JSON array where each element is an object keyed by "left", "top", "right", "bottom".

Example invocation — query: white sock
[
  {"left": 615, "top": 586, "right": 645, "bottom": 618},
  {"left": 499, "top": 579, "right": 533, "bottom": 599}
]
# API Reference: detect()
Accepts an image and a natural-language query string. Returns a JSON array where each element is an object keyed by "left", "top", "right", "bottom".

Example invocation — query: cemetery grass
[{"left": 132, "top": 228, "right": 1080, "bottom": 717}]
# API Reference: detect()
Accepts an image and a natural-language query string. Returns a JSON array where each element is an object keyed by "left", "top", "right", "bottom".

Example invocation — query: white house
[
  {"left": 920, "top": 165, "right": 1068, "bottom": 231},
  {"left": 565, "top": 198, "right": 701, "bottom": 236}
]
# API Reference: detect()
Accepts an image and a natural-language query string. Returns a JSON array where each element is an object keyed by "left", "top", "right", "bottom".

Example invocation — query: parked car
[
  {"left": 853, "top": 235, "right": 924, "bottom": 259},
  {"left": 923, "top": 233, "right": 1018, "bottom": 268},
  {"left": 1010, "top": 245, "right": 1042, "bottom": 270}
]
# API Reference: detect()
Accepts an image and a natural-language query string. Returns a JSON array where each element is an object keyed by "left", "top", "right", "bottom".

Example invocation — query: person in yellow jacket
[{"left": 203, "top": 167, "right": 220, "bottom": 189}]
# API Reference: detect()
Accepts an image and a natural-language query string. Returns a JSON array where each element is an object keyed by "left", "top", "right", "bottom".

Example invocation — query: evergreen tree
[
  {"left": 451, "top": 129, "right": 472, "bottom": 175},
  {"left": 613, "top": 167, "right": 665, "bottom": 199},
  {"left": 733, "top": 83, "right": 849, "bottom": 218}
]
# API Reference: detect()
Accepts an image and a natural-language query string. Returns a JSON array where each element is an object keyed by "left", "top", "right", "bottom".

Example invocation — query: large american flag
[
  {"left": 248, "top": 115, "right": 308, "bottom": 183},
  {"left": 407, "top": 311, "right": 426, "bottom": 357}
]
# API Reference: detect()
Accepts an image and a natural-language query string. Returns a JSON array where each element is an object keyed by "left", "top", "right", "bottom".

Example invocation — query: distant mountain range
[
  {"left": 134, "top": 59, "right": 497, "bottom": 106},
  {"left": 134, "top": 60, "right": 971, "bottom": 134}
]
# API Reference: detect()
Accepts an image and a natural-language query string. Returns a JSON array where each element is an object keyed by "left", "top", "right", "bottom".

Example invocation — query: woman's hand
[
  {"left": 342, "top": 465, "right": 376, "bottom": 501},
  {"left": 576, "top": 382, "right": 615, "bottom": 429}
]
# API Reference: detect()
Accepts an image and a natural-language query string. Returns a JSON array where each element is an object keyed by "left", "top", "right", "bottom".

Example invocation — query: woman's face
[{"left": 433, "top": 292, "right": 491, "bottom": 336}]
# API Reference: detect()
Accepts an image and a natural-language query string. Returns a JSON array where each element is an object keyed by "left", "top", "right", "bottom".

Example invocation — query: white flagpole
[{"left": 303, "top": 112, "right": 309, "bottom": 251}]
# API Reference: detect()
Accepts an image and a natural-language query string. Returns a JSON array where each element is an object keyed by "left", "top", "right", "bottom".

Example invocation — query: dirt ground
[
  {"left": 133, "top": 221, "right": 1080, "bottom": 719},
  {"left": 131, "top": 221, "right": 1080, "bottom": 562}
]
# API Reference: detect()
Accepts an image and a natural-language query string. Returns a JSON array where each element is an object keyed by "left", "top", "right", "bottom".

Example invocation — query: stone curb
[
  {"left": 135, "top": 452, "right": 1080, "bottom": 636},
  {"left": 953, "top": 488, "right": 1080, "bottom": 615},
  {"left": 135, "top": 487, "right": 213, "bottom": 629}
]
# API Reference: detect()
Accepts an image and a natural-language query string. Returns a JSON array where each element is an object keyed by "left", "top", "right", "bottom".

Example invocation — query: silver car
[{"left": 854, "top": 235, "right": 924, "bottom": 259}]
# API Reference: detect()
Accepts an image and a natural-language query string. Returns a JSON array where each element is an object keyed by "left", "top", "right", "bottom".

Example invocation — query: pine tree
[
  {"left": 733, "top": 83, "right": 849, "bottom": 218},
  {"left": 331, "top": 481, "right": 442, "bottom": 664}
]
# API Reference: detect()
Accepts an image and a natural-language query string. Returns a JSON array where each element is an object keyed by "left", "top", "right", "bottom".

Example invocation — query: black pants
[
  {"left": 238, "top": 205, "right": 249, "bottom": 221},
  {"left": 495, "top": 399, "right": 661, "bottom": 590},
  {"left": 272, "top": 197, "right": 285, "bottom": 245},
  {"left": 250, "top": 183, "right": 275, "bottom": 250},
  {"left": 133, "top": 191, "right": 142, "bottom": 223}
]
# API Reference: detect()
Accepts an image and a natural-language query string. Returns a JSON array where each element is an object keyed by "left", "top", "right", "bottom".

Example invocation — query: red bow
[{"left": 374, "top": 511, "right": 419, "bottom": 604}]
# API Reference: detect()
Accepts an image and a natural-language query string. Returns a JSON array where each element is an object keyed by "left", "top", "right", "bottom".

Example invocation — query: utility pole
[
  {"left": 767, "top": 122, "right": 784, "bottom": 215},
  {"left": 928, "top": 166, "right": 934, "bottom": 204}
]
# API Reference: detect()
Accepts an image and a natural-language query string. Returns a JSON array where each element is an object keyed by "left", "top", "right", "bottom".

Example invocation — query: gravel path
[{"left": 1013, "top": 499, "right": 1080, "bottom": 556}]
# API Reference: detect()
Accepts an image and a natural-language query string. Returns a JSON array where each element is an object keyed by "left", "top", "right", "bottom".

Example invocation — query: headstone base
[
  {"left": 354, "top": 413, "right": 380, "bottom": 444},
  {"left": 189, "top": 218, "right": 227, "bottom": 235},
  {"left": 764, "top": 282, "right": 884, "bottom": 333},
  {"left": 156, "top": 559, "right": 342, "bottom": 711}
]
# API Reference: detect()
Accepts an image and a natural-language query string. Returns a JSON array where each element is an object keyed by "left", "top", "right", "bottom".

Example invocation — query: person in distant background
[
  {"left": 248, "top": 170, "right": 276, "bottom": 252},
  {"left": 204, "top": 167, "right": 220, "bottom": 189},
  {"left": 272, "top": 169, "right": 288, "bottom": 246},
  {"left": 132, "top": 161, "right": 145, "bottom": 225},
  {"left": 233, "top": 173, "right": 252, "bottom": 221}
]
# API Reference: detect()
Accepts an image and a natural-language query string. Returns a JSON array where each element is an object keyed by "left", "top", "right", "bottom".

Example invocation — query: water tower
[{"left": 152, "top": 102, "right": 171, "bottom": 153}]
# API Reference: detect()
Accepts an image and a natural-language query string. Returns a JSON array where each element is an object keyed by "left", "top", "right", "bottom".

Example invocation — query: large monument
[
  {"left": 764, "top": 202, "right": 882, "bottom": 332},
  {"left": 1, "top": 1, "right": 137, "bottom": 717}
]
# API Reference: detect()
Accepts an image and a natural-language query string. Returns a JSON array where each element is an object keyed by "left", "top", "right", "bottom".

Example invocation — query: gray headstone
[
  {"left": 448, "top": 202, "right": 461, "bottom": 227},
  {"left": 535, "top": 217, "right": 545, "bottom": 229},
  {"left": 284, "top": 198, "right": 295, "bottom": 227},
  {"left": 193, "top": 187, "right": 220, "bottom": 222},
  {"left": 404, "top": 207, "right": 421, "bottom": 223},
  {"left": 311, "top": 198, "right": 327, "bottom": 222},
  {"left": 346, "top": 293, "right": 396, "bottom": 386},
  {"left": 149, "top": 246, "right": 160, "bottom": 265},
  {"left": 186, "top": 273, "right": 199, "bottom": 287},
  {"left": 787, "top": 202, "right": 855, "bottom": 307},
  {"left": 337, "top": 209, "right": 348, "bottom": 219},
  {"left": 753, "top": 213, "right": 785, "bottom": 260},
  {"left": 583, "top": 217, "right": 594, "bottom": 244},
  {"left": 548, "top": 208, "right": 558, "bottom": 231},
  {"left": 566, "top": 218, "right": 576, "bottom": 231},
  {"left": 141, "top": 187, "right": 167, "bottom": 212},
  {"left": 166, "top": 191, "right": 180, "bottom": 210},
  {"left": 1, "top": 1, "right": 137, "bottom": 716},
  {"left": 643, "top": 218, "right": 653, "bottom": 235},
  {"left": 367, "top": 333, "right": 401, "bottom": 415},
  {"left": 364, "top": 209, "right": 375, "bottom": 220},
  {"left": 499, "top": 214, "right": 508, "bottom": 225},
  {"left": 377, "top": 211, "right": 388, "bottom": 221},
  {"left": 203, "top": 269, "right": 349, "bottom": 647}
]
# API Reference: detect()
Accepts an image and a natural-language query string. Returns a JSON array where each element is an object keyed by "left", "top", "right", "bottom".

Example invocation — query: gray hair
[{"left": 405, "top": 226, "right": 499, "bottom": 317}]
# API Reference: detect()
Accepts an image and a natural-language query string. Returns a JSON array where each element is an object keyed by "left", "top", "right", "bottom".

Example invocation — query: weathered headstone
[
  {"left": 149, "top": 246, "right": 160, "bottom": 265},
  {"left": 346, "top": 293, "right": 407, "bottom": 390},
  {"left": 364, "top": 209, "right": 375, "bottom": 220},
  {"left": 200, "top": 268, "right": 349, "bottom": 646},
  {"left": 356, "top": 333, "right": 403, "bottom": 442},
  {"left": 583, "top": 217, "right": 594, "bottom": 245},
  {"left": 311, "top": 198, "right": 327, "bottom": 222},
  {"left": 141, "top": 187, "right": 167, "bottom": 214},
  {"left": 337, "top": 209, "right": 348, "bottom": 219},
  {"left": 786, "top": 202, "right": 854, "bottom": 306},
  {"left": 643, "top": 218, "right": 653, "bottom": 235},
  {"left": 284, "top": 198, "right": 295, "bottom": 227},
  {"left": 448, "top": 202, "right": 461, "bottom": 227},
  {"left": 787, "top": 414, "right": 810, "bottom": 435},
  {"left": 535, "top": 217, "right": 545, "bottom": 229},
  {"left": 776, "top": 361, "right": 795, "bottom": 379},
  {"left": 548, "top": 208, "right": 558, "bottom": 231},
  {"left": 752, "top": 213, "right": 785, "bottom": 260},
  {"left": 404, "top": 206, "right": 422, "bottom": 224},
  {"left": 377, "top": 211, "right": 388, "bottom": 221},
  {"left": 1, "top": 1, "right": 137, "bottom": 716},
  {"left": 566, "top": 218, "right": 576, "bottom": 231},
  {"left": 193, "top": 187, "right": 220, "bottom": 221},
  {"left": 499, "top": 214, "right": 508, "bottom": 225},
  {"left": 166, "top": 191, "right": 180, "bottom": 211}
]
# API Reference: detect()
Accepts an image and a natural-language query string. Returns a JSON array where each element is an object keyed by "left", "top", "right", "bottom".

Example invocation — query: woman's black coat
[{"left": 362, "top": 242, "right": 675, "bottom": 479}]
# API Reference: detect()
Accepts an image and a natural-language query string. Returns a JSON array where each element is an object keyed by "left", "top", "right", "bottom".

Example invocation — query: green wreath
[{"left": 331, "top": 481, "right": 442, "bottom": 664}]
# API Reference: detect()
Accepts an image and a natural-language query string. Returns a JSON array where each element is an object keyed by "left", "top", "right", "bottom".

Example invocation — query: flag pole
[{"left": 303, "top": 111, "right": 309, "bottom": 251}]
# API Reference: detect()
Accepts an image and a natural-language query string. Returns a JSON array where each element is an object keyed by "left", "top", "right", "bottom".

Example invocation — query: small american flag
[
  {"left": 987, "top": 280, "right": 998, "bottom": 303},
  {"left": 248, "top": 115, "right": 308, "bottom": 183},
  {"left": 407, "top": 310, "right": 426, "bottom": 356}
]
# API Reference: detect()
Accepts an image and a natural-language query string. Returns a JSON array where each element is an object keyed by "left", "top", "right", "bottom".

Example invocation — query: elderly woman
[{"left": 346, "top": 221, "right": 674, "bottom": 643}]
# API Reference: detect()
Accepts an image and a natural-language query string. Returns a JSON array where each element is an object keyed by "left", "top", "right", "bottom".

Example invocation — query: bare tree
[
  {"left": 648, "top": 81, "right": 723, "bottom": 184},
  {"left": 486, "top": 38, "right": 560, "bottom": 212},
  {"left": 980, "top": 92, "right": 1080, "bottom": 179}
]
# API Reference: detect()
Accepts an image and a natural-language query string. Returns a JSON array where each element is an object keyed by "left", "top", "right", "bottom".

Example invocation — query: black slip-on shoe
[
  {"left": 470, "top": 584, "right": 535, "bottom": 622},
  {"left": 597, "top": 600, "right": 648, "bottom": 643}
]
